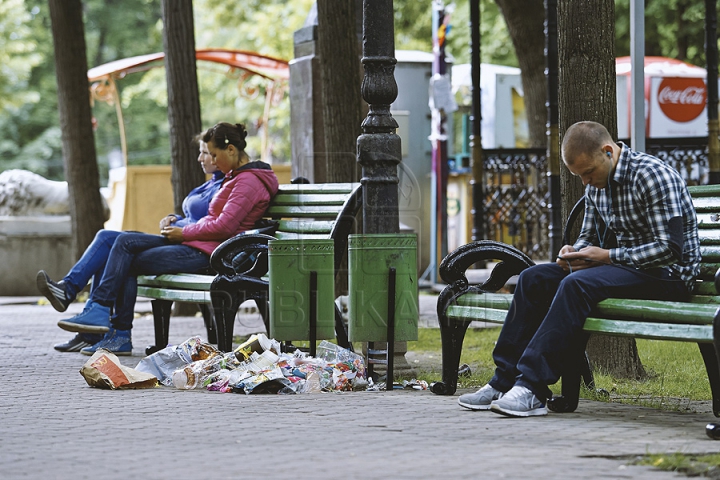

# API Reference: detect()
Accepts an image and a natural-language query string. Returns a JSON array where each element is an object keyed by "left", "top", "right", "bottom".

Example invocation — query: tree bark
[
  {"left": 48, "top": 0, "right": 106, "bottom": 260},
  {"left": 316, "top": 0, "right": 364, "bottom": 297},
  {"left": 316, "top": 0, "right": 363, "bottom": 183},
  {"left": 494, "top": 0, "right": 547, "bottom": 147},
  {"left": 558, "top": 0, "right": 646, "bottom": 379},
  {"left": 161, "top": 0, "right": 204, "bottom": 213}
]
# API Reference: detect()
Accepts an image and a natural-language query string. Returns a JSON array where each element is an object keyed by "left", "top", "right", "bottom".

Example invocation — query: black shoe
[
  {"left": 54, "top": 333, "right": 103, "bottom": 352},
  {"left": 36, "top": 270, "right": 72, "bottom": 312}
]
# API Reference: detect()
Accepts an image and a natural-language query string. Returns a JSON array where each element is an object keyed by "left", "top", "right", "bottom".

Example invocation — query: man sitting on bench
[{"left": 458, "top": 120, "right": 700, "bottom": 417}]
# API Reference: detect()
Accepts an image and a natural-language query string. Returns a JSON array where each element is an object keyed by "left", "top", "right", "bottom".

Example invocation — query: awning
[{"left": 88, "top": 48, "right": 289, "bottom": 82}]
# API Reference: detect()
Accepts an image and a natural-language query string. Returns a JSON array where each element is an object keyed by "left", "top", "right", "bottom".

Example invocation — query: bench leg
[
  {"left": 211, "top": 288, "right": 242, "bottom": 353},
  {"left": 334, "top": 302, "right": 352, "bottom": 350},
  {"left": 699, "top": 341, "right": 720, "bottom": 418},
  {"left": 547, "top": 338, "right": 593, "bottom": 413},
  {"left": 199, "top": 304, "right": 217, "bottom": 345},
  {"left": 431, "top": 317, "right": 471, "bottom": 395},
  {"left": 146, "top": 299, "right": 172, "bottom": 355}
]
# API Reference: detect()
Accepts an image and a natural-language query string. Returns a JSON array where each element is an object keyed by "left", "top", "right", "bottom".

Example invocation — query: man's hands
[
  {"left": 556, "top": 245, "right": 610, "bottom": 272},
  {"left": 161, "top": 226, "right": 184, "bottom": 243}
]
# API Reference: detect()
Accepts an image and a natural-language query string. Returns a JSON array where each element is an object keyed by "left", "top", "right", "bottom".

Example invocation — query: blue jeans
[
  {"left": 63, "top": 230, "right": 122, "bottom": 300},
  {"left": 489, "top": 263, "right": 689, "bottom": 402},
  {"left": 89, "top": 232, "right": 210, "bottom": 331}
]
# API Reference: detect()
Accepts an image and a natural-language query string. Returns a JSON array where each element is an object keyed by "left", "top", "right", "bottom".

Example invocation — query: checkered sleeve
[
  {"left": 572, "top": 194, "right": 599, "bottom": 251},
  {"left": 608, "top": 167, "right": 686, "bottom": 268}
]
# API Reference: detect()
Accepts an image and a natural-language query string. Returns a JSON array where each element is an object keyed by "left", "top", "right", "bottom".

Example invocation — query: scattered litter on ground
[{"left": 135, "top": 335, "right": 368, "bottom": 394}]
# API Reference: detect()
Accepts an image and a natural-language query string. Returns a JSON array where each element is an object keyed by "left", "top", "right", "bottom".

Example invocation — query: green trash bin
[
  {"left": 268, "top": 239, "right": 336, "bottom": 341},
  {"left": 348, "top": 233, "right": 419, "bottom": 342}
]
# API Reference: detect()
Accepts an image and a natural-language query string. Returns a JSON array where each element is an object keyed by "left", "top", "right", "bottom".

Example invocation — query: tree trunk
[
  {"left": 316, "top": 0, "right": 363, "bottom": 297},
  {"left": 494, "top": 0, "right": 546, "bottom": 147},
  {"left": 161, "top": 0, "right": 204, "bottom": 213},
  {"left": 316, "top": 0, "right": 363, "bottom": 183},
  {"left": 48, "top": 0, "right": 106, "bottom": 260},
  {"left": 558, "top": 0, "right": 646, "bottom": 380}
]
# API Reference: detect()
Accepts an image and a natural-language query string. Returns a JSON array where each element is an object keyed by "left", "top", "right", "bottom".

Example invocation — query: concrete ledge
[{"left": 0, "top": 216, "right": 73, "bottom": 296}]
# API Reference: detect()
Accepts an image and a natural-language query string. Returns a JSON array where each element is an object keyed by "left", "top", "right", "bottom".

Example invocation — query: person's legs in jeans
[
  {"left": 489, "top": 263, "right": 567, "bottom": 393},
  {"left": 78, "top": 235, "right": 209, "bottom": 354},
  {"left": 458, "top": 264, "right": 565, "bottom": 410},
  {"left": 108, "top": 243, "right": 210, "bottom": 331},
  {"left": 512, "top": 265, "right": 688, "bottom": 403},
  {"left": 63, "top": 230, "right": 121, "bottom": 300}
]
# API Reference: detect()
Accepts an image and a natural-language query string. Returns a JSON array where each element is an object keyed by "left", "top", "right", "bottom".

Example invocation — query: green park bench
[
  {"left": 136, "top": 182, "right": 363, "bottom": 355},
  {"left": 431, "top": 184, "right": 720, "bottom": 419}
]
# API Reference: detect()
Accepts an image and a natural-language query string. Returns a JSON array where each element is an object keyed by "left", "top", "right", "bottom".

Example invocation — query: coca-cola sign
[{"left": 657, "top": 77, "right": 706, "bottom": 123}]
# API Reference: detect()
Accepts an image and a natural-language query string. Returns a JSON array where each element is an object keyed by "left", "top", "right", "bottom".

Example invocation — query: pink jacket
[{"left": 181, "top": 163, "right": 279, "bottom": 256}]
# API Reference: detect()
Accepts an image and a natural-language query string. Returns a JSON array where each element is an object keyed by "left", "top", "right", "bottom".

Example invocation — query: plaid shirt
[{"left": 573, "top": 142, "right": 700, "bottom": 290}]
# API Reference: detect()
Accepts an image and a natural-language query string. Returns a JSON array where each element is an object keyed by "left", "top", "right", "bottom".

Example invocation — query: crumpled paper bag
[{"left": 80, "top": 349, "right": 158, "bottom": 389}]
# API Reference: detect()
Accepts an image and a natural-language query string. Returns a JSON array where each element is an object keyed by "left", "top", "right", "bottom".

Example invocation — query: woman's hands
[
  {"left": 159, "top": 214, "right": 177, "bottom": 230},
  {"left": 556, "top": 245, "right": 610, "bottom": 272},
  {"left": 161, "top": 226, "right": 184, "bottom": 243}
]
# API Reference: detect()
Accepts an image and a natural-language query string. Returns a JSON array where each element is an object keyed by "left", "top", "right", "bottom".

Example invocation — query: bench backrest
[
  {"left": 266, "top": 182, "right": 363, "bottom": 270},
  {"left": 208, "top": 182, "right": 363, "bottom": 278},
  {"left": 688, "top": 184, "right": 720, "bottom": 297}
]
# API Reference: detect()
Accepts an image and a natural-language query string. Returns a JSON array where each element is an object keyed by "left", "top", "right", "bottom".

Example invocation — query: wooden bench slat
[
  {"left": 137, "top": 286, "right": 211, "bottom": 303},
  {"left": 697, "top": 213, "right": 720, "bottom": 226},
  {"left": 272, "top": 193, "right": 353, "bottom": 206},
  {"left": 137, "top": 273, "right": 214, "bottom": 289},
  {"left": 445, "top": 303, "right": 713, "bottom": 342},
  {"left": 266, "top": 205, "right": 344, "bottom": 217},
  {"left": 582, "top": 318, "right": 712, "bottom": 342},
  {"left": 276, "top": 183, "right": 358, "bottom": 194},
  {"left": 456, "top": 292, "right": 718, "bottom": 325},
  {"left": 692, "top": 196, "right": 720, "bottom": 211},
  {"left": 594, "top": 298, "right": 716, "bottom": 324},
  {"left": 699, "top": 246, "right": 720, "bottom": 261},
  {"left": 274, "top": 232, "right": 331, "bottom": 240},
  {"left": 699, "top": 231, "right": 720, "bottom": 244},
  {"left": 446, "top": 305, "right": 507, "bottom": 324},
  {"left": 688, "top": 184, "right": 720, "bottom": 196},
  {"left": 277, "top": 220, "right": 334, "bottom": 234}
]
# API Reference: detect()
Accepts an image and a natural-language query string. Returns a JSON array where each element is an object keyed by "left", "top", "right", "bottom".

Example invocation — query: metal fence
[{"left": 478, "top": 137, "right": 709, "bottom": 261}]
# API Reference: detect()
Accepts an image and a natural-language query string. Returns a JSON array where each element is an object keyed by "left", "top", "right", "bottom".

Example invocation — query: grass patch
[
  {"left": 635, "top": 453, "right": 720, "bottom": 477},
  {"left": 405, "top": 328, "right": 713, "bottom": 411}
]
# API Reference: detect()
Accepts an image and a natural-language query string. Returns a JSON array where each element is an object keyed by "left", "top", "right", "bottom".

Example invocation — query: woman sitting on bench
[
  {"left": 45, "top": 122, "right": 279, "bottom": 356},
  {"left": 38, "top": 133, "right": 225, "bottom": 353}
]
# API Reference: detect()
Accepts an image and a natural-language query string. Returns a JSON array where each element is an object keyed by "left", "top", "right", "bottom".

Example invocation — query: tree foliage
[{"left": 0, "top": 0, "right": 716, "bottom": 183}]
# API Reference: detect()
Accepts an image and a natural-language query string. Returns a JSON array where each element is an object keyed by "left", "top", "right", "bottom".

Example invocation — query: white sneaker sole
[
  {"left": 490, "top": 403, "right": 548, "bottom": 417},
  {"left": 57, "top": 320, "right": 110, "bottom": 334},
  {"left": 458, "top": 399, "right": 493, "bottom": 410}
]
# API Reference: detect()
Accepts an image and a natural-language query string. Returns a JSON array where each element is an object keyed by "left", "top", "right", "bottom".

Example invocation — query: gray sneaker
[
  {"left": 490, "top": 385, "right": 548, "bottom": 417},
  {"left": 458, "top": 384, "right": 504, "bottom": 410}
]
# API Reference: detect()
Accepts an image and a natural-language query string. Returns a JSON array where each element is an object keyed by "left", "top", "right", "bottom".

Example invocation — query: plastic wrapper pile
[{"left": 135, "top": 334, "right": 367, "bottom": 394}]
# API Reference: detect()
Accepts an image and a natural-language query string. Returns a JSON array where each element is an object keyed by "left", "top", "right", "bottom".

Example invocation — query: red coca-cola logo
[{"left": 657, "top": 77, "right": 706, "bottom": 122}]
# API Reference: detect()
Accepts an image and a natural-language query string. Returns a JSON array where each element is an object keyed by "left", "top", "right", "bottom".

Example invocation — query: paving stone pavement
[{"left": 1, "top": 296, "right": 719, "bottom": 479}]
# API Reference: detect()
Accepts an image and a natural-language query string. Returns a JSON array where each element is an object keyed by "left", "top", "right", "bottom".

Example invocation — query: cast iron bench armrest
[{"left": 209, "top": 233, "right": 276, "bottom": 277}]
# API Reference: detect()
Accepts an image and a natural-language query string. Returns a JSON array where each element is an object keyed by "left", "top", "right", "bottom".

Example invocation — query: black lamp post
[{"left": 357, "top": 0, "right": 401, "bottom": 234}]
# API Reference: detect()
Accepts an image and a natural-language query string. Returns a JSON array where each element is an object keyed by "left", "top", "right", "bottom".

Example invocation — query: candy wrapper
[
  {"left": 80, "top": 349, "right": 157, "bottom": 390},
  {"left": 135, "top": 336, "right": 218, "bottom": 386}
]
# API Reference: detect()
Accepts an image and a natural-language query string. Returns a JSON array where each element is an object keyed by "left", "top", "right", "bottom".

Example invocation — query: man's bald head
[{"left": 562, "top": 121, "right": 615, "bottom": 167}]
